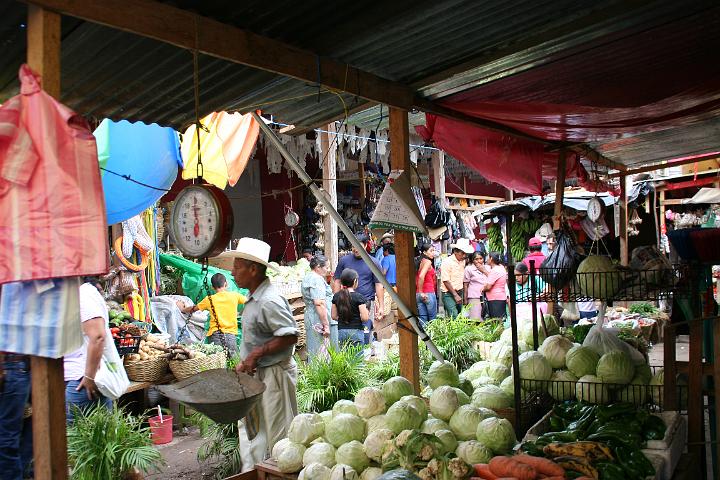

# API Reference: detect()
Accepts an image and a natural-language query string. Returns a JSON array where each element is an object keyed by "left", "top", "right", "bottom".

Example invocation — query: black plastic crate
[{"left": 113, "top": 335, "right": 141, "bottom": 355}]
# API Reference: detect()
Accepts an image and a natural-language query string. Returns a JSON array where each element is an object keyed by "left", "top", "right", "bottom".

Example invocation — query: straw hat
[
  {"left": 217, "top": 237, "right": 279, "bottom": 271},
  {"left": 450, "top": 237, "right": 475, "bottom": 254}
]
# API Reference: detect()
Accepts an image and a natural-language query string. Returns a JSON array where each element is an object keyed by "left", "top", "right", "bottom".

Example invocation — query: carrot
[
  {"left": 513, "top": 454, "right": 565, "bottom": 477},
  {"left": 473, "top": 464, "right": 499, "bottom": 480},
  {"left": 489, "top": 456, "right": 537, "bottom": 480}
]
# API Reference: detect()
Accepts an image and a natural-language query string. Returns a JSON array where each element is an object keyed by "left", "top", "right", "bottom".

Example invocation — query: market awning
[
  {"left": 473, "top": 189, "right": 618, "bottom": 218},
  {"left": 95, "top": 119, "right": 182, "bottom": 225}
]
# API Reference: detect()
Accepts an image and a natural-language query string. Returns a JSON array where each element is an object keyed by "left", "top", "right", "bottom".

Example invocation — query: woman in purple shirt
[{"left": 463, "top": 252, "right": 488, "bottom": 320}]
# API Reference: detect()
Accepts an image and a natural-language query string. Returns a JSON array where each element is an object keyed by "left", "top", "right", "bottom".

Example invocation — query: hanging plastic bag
[
  {"left": 560, "top": 301, "right": 580, "bottom": 324},
  {"left": 424, "top": 198, "right": 450, "bottom": 228},
  {"left": 94, "top": 330, "right": 130, "bottom": 400},
  {"left": 540, "top": 230, "right": 582, "bottom": 289},
  {"left": 582, "top": 323, "right": 646, "bottom": 365}
]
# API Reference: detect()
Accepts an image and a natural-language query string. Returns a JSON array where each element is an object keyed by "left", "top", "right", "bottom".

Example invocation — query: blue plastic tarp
[{"left": 95, "top": 119, "right": 182, "bottom": 225}]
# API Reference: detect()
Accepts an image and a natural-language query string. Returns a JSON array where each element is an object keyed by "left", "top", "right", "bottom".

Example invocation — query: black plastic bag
[
  {"left": 424, "top": 199, "right": 450, "bottom": 228},
  {"left": 540, "top": 230, "right": 582, "bottom": 289}
]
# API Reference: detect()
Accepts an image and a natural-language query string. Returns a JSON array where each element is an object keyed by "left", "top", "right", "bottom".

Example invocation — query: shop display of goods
[
  {"left": 576, "top": 256, "right": 624, "bottom": 299},
  {"left": 124, "top": 334, "right": 168, "bottom": 362},
  {"left": 517, "top": 401, "right": 664, "bottom": 479},
  {"left": 279, "top": 361, "right": 524, "bottom": 479}
]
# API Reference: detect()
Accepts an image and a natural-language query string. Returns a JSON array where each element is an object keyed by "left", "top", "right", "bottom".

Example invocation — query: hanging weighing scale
[
  {"left": 170, "top": 184, "right": 234, "bottom": 258},
  {"left": 587, "top": 196, "right": 604, "bottom": 222}
]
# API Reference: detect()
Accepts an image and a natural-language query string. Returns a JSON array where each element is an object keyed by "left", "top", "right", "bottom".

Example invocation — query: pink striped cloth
[{"left": 0, "top": 64, "right": 108, "bottom": 284}]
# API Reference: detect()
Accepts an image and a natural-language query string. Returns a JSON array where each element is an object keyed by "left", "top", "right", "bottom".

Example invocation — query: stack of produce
[
  {"left": 517, "top": 401, "right": 665, "bottom": 479},
  {"left": 273, "top": 361, "right": 519, "bottom": 480},
  {"left": 124, "top": 334, "right": 168, "bottom": 362},
  {"left": 490, "top": 316, "right": 663, "bottom": 405}
]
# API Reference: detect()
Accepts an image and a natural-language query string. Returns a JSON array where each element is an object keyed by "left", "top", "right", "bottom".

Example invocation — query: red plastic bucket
[{"left": 148, "top": 415, "right": 173, "bottom": 445}]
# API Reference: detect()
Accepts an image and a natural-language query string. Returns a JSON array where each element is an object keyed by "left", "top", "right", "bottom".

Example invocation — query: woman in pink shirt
[
  {"left": 463, "top": 252, "right": 488, "bottom": 320},
  {"left": 483, "top": 253, "right": 508, "bottom": 318}
]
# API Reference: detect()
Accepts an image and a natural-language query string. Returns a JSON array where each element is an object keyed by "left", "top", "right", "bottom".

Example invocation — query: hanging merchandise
[
  {"left": 0, "top": 64, "right": 108, "bottom": 284},
  {"left": 412, "top": 186, "right": 428, "bottom": 219},
  {"left": 95, "top": 118, "right": 182, "bottom": 225},
  {"left": 181, "top": 111, "right": 260, "bottom": 189}
]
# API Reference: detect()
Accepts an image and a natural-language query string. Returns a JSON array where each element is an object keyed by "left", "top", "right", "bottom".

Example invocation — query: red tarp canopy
[{"left": 416, "top": 10, "right": 720, "bottom": 194}]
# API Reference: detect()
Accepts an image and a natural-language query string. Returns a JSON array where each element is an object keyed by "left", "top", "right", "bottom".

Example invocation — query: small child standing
[{"left": 178, "top": 273, "right": 246, "bottom": 357}]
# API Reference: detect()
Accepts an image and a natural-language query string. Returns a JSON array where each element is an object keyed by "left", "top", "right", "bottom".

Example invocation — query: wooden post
[
  {"left": 619, "top": 176, "right": 629, "bottom": 266},
  {"left": 553, "top": 150, "right": 567, "bottom": 230},
  {"left": 431, "top": 149, "right": 447, "bottom": 255},
  {"left": 27, "top": 6, "right": 68, "bottom": 480},
  {"left": 389, "top": 107, "right": 420, "bottom": 393},
  {"left": 358, "top": 161, "right": 366, "bottom": 204},
  {"left": 321, "top": 123, "right": 338, "bottom": 271}
]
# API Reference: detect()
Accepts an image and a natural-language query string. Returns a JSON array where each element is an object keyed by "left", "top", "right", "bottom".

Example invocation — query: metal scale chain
[{"left": 189, "top": 46, "right": 231, "bottom": 357}]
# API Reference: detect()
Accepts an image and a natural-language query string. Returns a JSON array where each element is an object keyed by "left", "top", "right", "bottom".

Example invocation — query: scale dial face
[
  {"left": 170, "top": 185, "right": 233, "bottom": 258},
  {"left": 587, "top": 197, "right": 604, "bottom": 222}
]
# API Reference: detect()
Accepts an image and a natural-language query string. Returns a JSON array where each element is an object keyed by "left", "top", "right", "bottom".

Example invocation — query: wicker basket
[
  {"left": 295, "top": 315, "right": 306, "bottom": 348},
  {"left": 169, "top": 352, "right": 226, "bottom": 380},
  {"left": 124, "top": 357, "right": 170, "bottom": 382}
]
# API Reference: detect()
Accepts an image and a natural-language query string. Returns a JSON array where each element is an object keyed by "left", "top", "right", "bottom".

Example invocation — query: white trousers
[{"left": 239, "top": 357, "right": 298, "bottom": 472}]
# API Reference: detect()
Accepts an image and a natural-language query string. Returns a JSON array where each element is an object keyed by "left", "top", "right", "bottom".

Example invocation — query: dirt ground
[{"left": 146, "top": 427, "right": 218, "bottom": 480}]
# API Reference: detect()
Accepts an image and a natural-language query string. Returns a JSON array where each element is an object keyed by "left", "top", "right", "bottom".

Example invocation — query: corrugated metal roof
[
  {"left": 0, "top": 0, "right": 634, "bottom": 129},
  {"left": 1, "top": 0, "right": 719, "bottom": 170}
]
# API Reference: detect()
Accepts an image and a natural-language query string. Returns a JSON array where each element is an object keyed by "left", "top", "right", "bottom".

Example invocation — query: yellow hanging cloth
[{"left": 181, "top": 111, "right": 260, "bottom": 189}]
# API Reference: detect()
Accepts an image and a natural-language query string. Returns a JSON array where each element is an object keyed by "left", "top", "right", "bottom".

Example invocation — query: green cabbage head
[
  {"left": 302, "top": 442, "right": 336, "bottom": 468},
  {"left": 456, "top": 440, "right": 493, "bottom": 464},
  {"left": 385, "top": 402, "right": 424, "bottom": 434},
  {"left": 427, "top": 360, "right": 460, "bottom": 389},
  {"left": 354, "top": 387, "right": 387, "bottom": 418},
  {"left": 277, "top": 442, "right": 306, "bottom": 473},
  {"left": 475, "top": 417, "right": 516, "bottom": 454},
  {"left": 575, "top": 375, "right": 610, "bottom": 404},
  {"left": 288, "top": 413, "right": 325, "bottom": 445},
  {"left": 596, "top": 351, "right": 634, "bottom": 386},
  {"left": 449, "top": 404, "right": 496, "bottom": 441},
  {"left": 335, "top": 440, "right": 369, "bottom": 474},
  {"left": 566, "top": 345, "right": 600, "bottom": 378},
  {"left": 325, "top": 413, "right": 366, "bottom": 447},
  {"left": 299, "top": 463, "right": 331, "bottom": 480},
  {"left": 539, "top": 335, "right": 574, "bottom": 369},
  {"left": 471, "top": 384, "right": 513, "bottom": 410},
  {"left": 382, "top": 376, "right": 414, "bottom": 406},
  {"left": 429, "top": 386, "right": 470, "bottom": 421}
]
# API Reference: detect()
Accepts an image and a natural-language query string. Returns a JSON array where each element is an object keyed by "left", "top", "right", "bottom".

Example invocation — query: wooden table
[
  {"left": 123, "top": 373, "right": 175, "bottom": 394},
  {"left": 254, "top": 459, "right": 298, "bottom": 480}
]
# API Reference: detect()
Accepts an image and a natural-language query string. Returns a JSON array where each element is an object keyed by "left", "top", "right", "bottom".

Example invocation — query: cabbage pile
[
  {"left": 277, "top": 360, "right": 515, "bottom": 478},
  {"left": 486, "top": 320, "right": 662, "bottom": 409}
]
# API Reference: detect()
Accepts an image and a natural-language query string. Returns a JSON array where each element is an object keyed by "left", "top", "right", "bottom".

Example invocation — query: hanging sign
[{"left": 369, "top": 170, "right": 428, "bottom": 234}]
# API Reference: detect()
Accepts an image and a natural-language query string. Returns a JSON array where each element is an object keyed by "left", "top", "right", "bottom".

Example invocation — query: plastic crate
[
  {"left": 642, "top": 413, "right": 687, "bottom": 480},
  {"left": 113, "top": 335, "right": 141, "bottom": 355}
]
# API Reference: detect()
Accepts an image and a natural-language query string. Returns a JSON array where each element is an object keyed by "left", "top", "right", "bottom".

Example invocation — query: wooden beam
[
  {"left": 321, "top": 124, "right": 338, "bottom": 272},
  {"left": 445, "top": 193, "right": 504, "bottom": 202},
  {"left": 608, "top": 152, "right": 720, "bottom": 178},
  {"left": 659, "top": 190, "right": 666, "bottom": 234},
  {"left": 27, "top": 7, "right": 68, "bottom": 480},
  {"left": 553, "top": 150, "right": 567, "bottom": 230},
  {"left": 657, "top": 175, "right": 720, "bottom": 192},
  {"left": 566, "top": 144, "right": 627, "bottom": 172},
  {"left": 389, "top": 107, "right": 420, "bottom": 394},
  {"left": 26, "top": 0, "right": 416, "bottom": 109},
  {"left": 358, "top": 162, "right": 366, "bottom": 204},
  {"left": 619, "top": 176, "right": 629, "bottom": 266}
]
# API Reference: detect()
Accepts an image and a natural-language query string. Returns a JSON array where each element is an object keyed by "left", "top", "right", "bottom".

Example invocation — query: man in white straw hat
[
  {"left": 440, "top": 238, "right": 475, "bottom": 318},
  {"left": 219, "top": 238, "right": 298, "bottom": 471}
]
